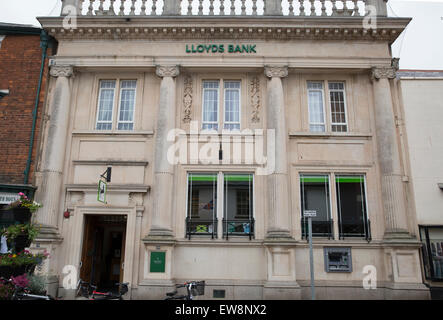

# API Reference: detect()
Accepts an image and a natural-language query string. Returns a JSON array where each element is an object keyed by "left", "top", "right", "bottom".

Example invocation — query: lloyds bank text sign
[{"left": 186, "top": 44, "right": 257, "bottom": 54}]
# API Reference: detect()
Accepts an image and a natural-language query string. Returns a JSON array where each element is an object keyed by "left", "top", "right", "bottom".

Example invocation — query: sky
[{"left": 0, "top": 0, "right": 442, "bottom": 70}]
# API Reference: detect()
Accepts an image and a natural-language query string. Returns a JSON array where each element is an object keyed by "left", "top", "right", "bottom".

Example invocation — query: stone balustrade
[{"left": 61, "top": 0, "right": 388, "bottom": 17}]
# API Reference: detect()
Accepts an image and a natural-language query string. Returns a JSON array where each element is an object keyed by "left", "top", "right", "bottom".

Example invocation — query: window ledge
[
  {"left": 72, "top": 130, "right": 154, "bottom": 137},
  {"left": 66, "top": 184, "right": 150, "bottom": 193},
  {"left": 73, "top": 160, "right": 149, "bottom": 166},
  {"left": 289, "top": 132, "right": 372, "bottom": 139},
  {"left": 177, "top": 238, "right": 263, "bottom": 246},
  {"left": 180, "top": 131, "right": 255, "bottom": 137}
]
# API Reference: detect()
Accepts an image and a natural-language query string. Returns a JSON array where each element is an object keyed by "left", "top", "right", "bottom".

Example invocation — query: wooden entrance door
[
  {"left": 79, "top": 216, "right": 103, "bottom": 284},
  {"left": 119, "top": 228, "right": 126, "bottom": 283}
]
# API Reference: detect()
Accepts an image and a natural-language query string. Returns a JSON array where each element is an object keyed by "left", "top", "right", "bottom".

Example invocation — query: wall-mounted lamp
[
  {"left": 0, "top": 89, "right": 9, "bottom": 99},
  {"left": 63, "top": 210, "right": 70, "bottom": 219}
]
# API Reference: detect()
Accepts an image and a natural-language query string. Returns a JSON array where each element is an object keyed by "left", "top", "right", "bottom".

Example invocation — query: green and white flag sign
[{"left": 98, "top": 180, "right": 107, "bottom": 203}]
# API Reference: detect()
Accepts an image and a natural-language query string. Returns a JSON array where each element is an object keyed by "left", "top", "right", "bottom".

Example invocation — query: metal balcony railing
[
  {"left": 223, "top": 218, "right": 255, "bottom": 240},
  {"left": 185, "top": 217, "right": 217, "bottom": 239},
  {"left": 185, "top": 217, "right": 254, "bottom": 239},
  {"left": 338, "top": 218, "right": 371, "bottom": 242},
  {"left": 61, "top": 0, "right": 386, "bottom": 17},
  {"left": 301, "top": 218, "right": 334, "bottom": 240}
]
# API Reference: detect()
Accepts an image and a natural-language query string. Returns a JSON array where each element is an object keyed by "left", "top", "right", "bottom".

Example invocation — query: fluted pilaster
[
  {"left": 264, "top": 66, "right": 291, "bottom": 239},
  {"left": 36, "top": 65, "right": 74, "bottom": 235},
  {"left": 148, "top": 65, "right": 179, "bottom": 238},
  {"left": 372, "top": 66, "right": 410, "bottom": 238}
]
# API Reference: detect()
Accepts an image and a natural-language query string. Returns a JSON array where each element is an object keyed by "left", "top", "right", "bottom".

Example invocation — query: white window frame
[
  {"left": 201, "top": 79, "right": 242, "bottom": 132},
  {"left": 95, "top": 79, "right": 137, "bottom": 131},
  {"left": 307, "top": 81, "right": 327, "bottom": 132},
  {"left": 201, "top": 80, "right": 220, "bottom": 131},
  {"left": 95, "top": 80, "right": 116, "bottom": 130},
  {"left": 223, "top": 80, "right": 241, "bottom": 131},
  {"left": 116, "top": 80, "right": 137, "bottom": 131},
  {"left": 328, "top": 81, "right": 348, "bottom": 132}
]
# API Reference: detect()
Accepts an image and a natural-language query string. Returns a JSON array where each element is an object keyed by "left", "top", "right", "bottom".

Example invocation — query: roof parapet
[{"left": 60, "top": 0, "right": 387, "bottom": 18}]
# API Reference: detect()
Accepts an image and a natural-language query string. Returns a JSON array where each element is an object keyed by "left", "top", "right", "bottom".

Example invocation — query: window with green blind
[
  {"left": 300, "top": 174, "right": 332, "bottom": 238},
  {"left": 186, "top": 173, "right": 254, "bottom": 239},
  {"left": 187, "top": 173, "right": 217, "bottom": 236},
  {"left": 299, "top": 173, "right": 370, "bottom": 240},
  {"left": 335, "top": 175, "right": 369, "bottom": 238},
  {"left": 224, "top": 174, "right": 253, "bottom": 236}
]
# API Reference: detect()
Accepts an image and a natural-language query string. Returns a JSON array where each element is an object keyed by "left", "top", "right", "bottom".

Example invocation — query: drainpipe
[{"left": 24, "top": 30, "right": 49, "bottom": 185}]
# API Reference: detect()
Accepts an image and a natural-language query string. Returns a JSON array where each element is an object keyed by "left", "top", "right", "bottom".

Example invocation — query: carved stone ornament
[
  {"left": 183, "top": 75, "right": 192, "bottom": 123},
  {"left": 371, "top": 67, "right": 396, "bottom": 81},
  {"left": 391, "top": 58, "right": 400, "bottom": 72},
  {"left": 250, "top": 76, "right": 260, "bottom": 123},
  {"left": 50, "top": 65, "right": 74, "bottom": 78},
  {"left": 264, "top": 66, "right": 288, "bottom": 78},
  {"left": 156, "top": 65, "right": 180, "bottom": 78}
]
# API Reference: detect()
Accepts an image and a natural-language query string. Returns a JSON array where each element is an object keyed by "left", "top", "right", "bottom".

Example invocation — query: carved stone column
[
  {"left": 148, "top": 66, "right": 179, "bottom": 238},
  {"left": 371, "top": 66, "right": 410, "bottom": 238},
  {"left": 36, "top": 65, "right": 74, "bottom": 236},
  {"left": 264, "top": 66, "right": 291, "bottom": 239}
]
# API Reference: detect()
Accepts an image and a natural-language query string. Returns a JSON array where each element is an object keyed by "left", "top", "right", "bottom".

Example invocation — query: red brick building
[{"left": 0, "top": 23, "right": 56, "bottom": 209}]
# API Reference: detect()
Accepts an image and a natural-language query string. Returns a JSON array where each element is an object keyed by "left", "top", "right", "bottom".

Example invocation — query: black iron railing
[
  {"left": 185, "top": 217, "right": 217, "bottom": 240},
  {"left": 223, "top": 218, "right": 255, "bottom": 240},
  {"left": 338, "top": 219, "right": 371, "bottom": 242},
  {"left": 301, "top": 218, "right": 334, "bottom": 240}
]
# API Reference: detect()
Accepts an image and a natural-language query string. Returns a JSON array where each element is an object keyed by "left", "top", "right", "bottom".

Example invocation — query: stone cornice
[
  {"left": 39, "top": 16, "right": 411, "bottom": 42},
  {"left": 156, "top": 65, "right": 180, "bottom": 78},
  {"left": 50, "top": 65, "right": 74, "bottom": 77}
]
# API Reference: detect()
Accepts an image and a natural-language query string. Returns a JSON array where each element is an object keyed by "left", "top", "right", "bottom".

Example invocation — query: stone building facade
[{"left": 34, "top": 0, "right": 429, "bottom": 299}]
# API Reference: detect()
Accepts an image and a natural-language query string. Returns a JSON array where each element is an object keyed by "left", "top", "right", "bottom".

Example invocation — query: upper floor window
[
  {"left": 202, "top": 80, "right": 241, "bottom": 131},
  {"left": 307, "top": 81, "right": 348, "bottom": 133},
  {"left": 96, "top": 79, "right": 137, "bottom": 130},
  {"left": 329, "top": 82, "right": 348, "bottom": 132}
]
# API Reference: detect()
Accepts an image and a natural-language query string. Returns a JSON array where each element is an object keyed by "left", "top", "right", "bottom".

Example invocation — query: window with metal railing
[
  {"left": 300, "top": 174, "right": 334, "bottom": 239},
  {"left": 186, "top": 172, "right": 254, "bottom": 240},
  {"left": 336, "top": 175, "right": 370, "bottom": 240},
  {"left": 420, "top": 226, "right": 443, "bottom": 281},
  {"left": 299, "top": 173, "right": 371, "bottom": 241}
]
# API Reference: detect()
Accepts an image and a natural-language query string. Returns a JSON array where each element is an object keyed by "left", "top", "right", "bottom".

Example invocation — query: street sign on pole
[
  {"left": 304, "top": 209, "right": 316, "bottom": 300},
  {"left": 304, "top": 210, "right": 317, "bottom": 218},
  {"left": 308, "top": 216, "right": 315, "bottom": 300}
]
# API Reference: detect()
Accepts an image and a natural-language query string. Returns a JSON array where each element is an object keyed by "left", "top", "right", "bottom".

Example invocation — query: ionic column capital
[
  {"left": 371, "top": 66, "right": 396, "bottom": 81},
  {"left": 50, "top": 65, "right": 74, "bottom": 78},
  {"left": 264, "top": 66, "right": 288, "bottom": 78},
  {"left": 156, "top": 65, "right": 180, "bottom": 78}
]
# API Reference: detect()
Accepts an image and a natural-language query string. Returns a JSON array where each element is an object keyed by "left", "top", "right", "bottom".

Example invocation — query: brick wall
[{"left": 0, "top": 34, "right": 49, "bottom": 185}]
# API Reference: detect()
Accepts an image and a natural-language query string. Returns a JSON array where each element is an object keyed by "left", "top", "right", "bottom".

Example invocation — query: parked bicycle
[
  {"left": 0, "top": 277, "right": 56, "bottom": 300},
  {"left": 164, "top": 280, "right": 205, "bottom": 300},
  {"left": 76, "top": 279, "right": 129, "bottom": 300}
]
